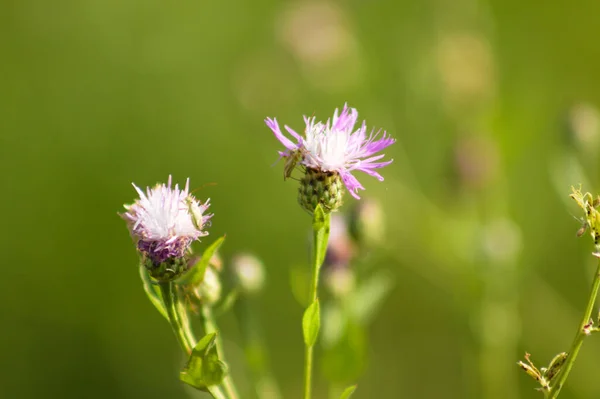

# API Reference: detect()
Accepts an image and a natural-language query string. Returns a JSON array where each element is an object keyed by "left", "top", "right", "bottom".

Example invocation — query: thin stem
[
  {"left": 201, "top": 306, "right": 240, "bottom": 399},
  {"left": 208, "top": 386, "right": 228, "bottom": 399},
  {"left": 548, "top": 257, "right": 600, "bottom": 398},
  {"left": 304, "top": 210, "right": 331, "bottom": 399},
  {"left": 159, "top": 281, "right": 228, "bottom": 399},
  {"left": 159, "top": 281, "right": 192, "bottom": 354}
]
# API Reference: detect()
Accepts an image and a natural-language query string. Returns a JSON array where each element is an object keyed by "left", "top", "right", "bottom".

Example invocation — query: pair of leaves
[{"left": 180, "top": 333, "right": 228, "bottom": 390}]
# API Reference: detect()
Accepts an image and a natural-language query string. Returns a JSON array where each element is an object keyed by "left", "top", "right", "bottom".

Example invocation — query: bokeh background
[{"left": 2, "top": 0, "right": 600, "bottom": 398}]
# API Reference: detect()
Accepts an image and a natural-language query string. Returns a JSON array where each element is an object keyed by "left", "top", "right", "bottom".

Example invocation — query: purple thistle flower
[
  {"left": 265, "top": 104, "right": 395, "bottom": 199},
  {"left": 121, "top": 176, "right": 212, "bottom": 265}
]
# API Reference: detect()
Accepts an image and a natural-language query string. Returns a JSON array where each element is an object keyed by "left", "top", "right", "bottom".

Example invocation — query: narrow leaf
[
  {"left": 176, "top": 236, "right": 225, "bottom": 285},
  {"left": 339, "top": 385, "right": 357, "bottom": 399},
  {"left": 303, "top": 299, "right": 321, "bottom": 347},
  {"left": 139, "top": 264, "right": 168, "bottom": 320},
  {"left": 180, "top": 332, "right": 228, "bottom": 389},
  {"left": 312, "top": 205, "right": 331, "bottom": 269}
]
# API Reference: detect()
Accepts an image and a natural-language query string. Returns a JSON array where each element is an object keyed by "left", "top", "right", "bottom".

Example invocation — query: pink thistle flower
[
  {"left": 121, "top": 176, "right": 211, "bottom": 265},
  {"left": 265, "top": 104, "right": 395, "bottom": 199}
]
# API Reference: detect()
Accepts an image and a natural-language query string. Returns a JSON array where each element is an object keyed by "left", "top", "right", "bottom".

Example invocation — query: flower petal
[{"left": 265, "top": 117, "right": 297, "bottom": 150}]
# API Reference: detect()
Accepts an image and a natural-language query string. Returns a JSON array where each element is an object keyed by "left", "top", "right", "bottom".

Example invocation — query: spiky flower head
[
  {"left": 121, "top": 176, "right": 212, "bottom": 281},
  {"left": 266, "top": 104, "right": 395, "bottom": 213}
]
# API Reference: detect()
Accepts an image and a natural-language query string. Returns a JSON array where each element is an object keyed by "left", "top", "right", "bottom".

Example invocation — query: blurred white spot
[
  {"left": 276, "top": 1, "right": 363, "bottom": 90},
  {"left": 232, "top": 51, "right": 299, "bottom": 113},
  {"left": 482, "top": 218, "right": 522, "bottom": 264},
  {"left": 454, "top": 135, "right": 499, "bottom": 190},
  {"left": 436, "top": 32, "right": 495, "bottom": 108},
  {"left": 569, "top": 103, "right": 600, "bottom": 149}
]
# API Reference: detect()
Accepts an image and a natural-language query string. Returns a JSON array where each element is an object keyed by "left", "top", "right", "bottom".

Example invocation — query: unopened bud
[
  {"left": 518, "top": 353, "right": 547, "bottom": 388},
  {"left": 544, "top": 352, "right": 567, "bottom": 382},
  {"left": 298, "top": 168, "right": 344, "bottom": 214},
  {"left": 231, "top": 253, "right": 266, "bottom": 295},
  {"left": 190, "top": 266, "right": 222, "bottom": 307}
]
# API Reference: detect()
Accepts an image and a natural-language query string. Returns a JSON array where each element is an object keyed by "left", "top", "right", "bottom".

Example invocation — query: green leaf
[
  {"left": 176, "top": 236, "right": 225, "bottom": 286},
  {"left": 312, "top": 205, "right": 331, "bottom": 269},
  {"left": 303, "top": 299, "right": 321, "bottom": 347},
  {"left": 139, "top": 264, "right": 168, "bottom": 320},
  {"left": 339, "top": 385, "right": 357, "bottom": 399},
  {"left": 180, "top": 333, "right": 228, "bottom": 390}
]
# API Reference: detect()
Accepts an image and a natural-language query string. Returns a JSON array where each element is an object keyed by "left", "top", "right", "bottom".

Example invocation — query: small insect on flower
[
  {"left": 283, "top": 147, "right": 307, "bottom": 180},
  {"left": 184, "top": 194, "right": 210, "bottom": 231},
  {"left": 121, "top": 176, "right": 212, "bottom": 280},
  {"left": 266, "top": 104, "right": 396, "bottom": 199}
]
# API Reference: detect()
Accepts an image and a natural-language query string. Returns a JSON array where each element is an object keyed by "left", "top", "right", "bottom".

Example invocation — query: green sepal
[
  {"left": 312, "top": 204, "right": 331, "bottom": 270},
  {"left": 303, "top": 299, "right": 321, "bottom": 347},
  {"left": 180, "top": 332, "right": 228, "bottom": 390},
  {"left": 339, "top": 385, "right": 357, "bottom": 399},
  {"left": 139, "top": 264, "right": 168, "bottom": 320},
  {"left": 176, "top": 236, "right": 225, "bottom": 286}
]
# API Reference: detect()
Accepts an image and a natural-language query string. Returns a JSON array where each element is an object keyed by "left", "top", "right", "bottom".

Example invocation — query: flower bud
[
  {"left": 183, "top": 266, "right": 222, "bottom": 310},
  {"left": 231, "top": 253, "right": 266, "bottom": 295},
  {"left": 298, "top": 168, "right": 344, "bottom": 214}
]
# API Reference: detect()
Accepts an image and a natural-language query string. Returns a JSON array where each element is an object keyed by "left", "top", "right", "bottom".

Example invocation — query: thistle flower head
[
  {"left": 266, "top": 104, "right": 395, "bottom": 200},
  {"left": 121, "top": 176, "right": 212, "bottom": 278}
]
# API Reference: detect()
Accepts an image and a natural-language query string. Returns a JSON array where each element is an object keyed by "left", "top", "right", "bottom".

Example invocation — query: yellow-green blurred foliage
[{"left": 2, "top": 0, "right": 600, "bottom": 398}]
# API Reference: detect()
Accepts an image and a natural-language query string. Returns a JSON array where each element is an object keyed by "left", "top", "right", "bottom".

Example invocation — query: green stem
[
  {"left": 201, "top": 306, "right": 240, "bottom": 399},
  {"left": 159, "top": 281, "right": 228, "bottom": 399},
  {"left": 159, "top": 281, "right": 192, "bottom": 354},
  {"left": 304, "top": 208, "right": 331, "bottom": 399},
  {"left": 548, "top": 257, "right": 600, "bottom": 398}
]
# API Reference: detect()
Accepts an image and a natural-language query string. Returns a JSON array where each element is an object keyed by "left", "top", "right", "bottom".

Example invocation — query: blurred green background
[{"left": 2, "top": 0, "right": 600, "bottom": 398}]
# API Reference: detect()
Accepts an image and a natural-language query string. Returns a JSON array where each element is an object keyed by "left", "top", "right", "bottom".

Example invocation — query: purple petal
[
  {"left": 340, "top": 171, "right": 365, "bottom": 199},
  {"left": 265, "top": 117, "right": 296, "bottom": 151},
  {"left": 332, "top": 104, "right": 358, "bottom": 132},
  {"left": 354, "top": 166, "right": 385, "bottom": 181},
  {"left": 284, "top": 125, "right": 302, "bottom": 142}
]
